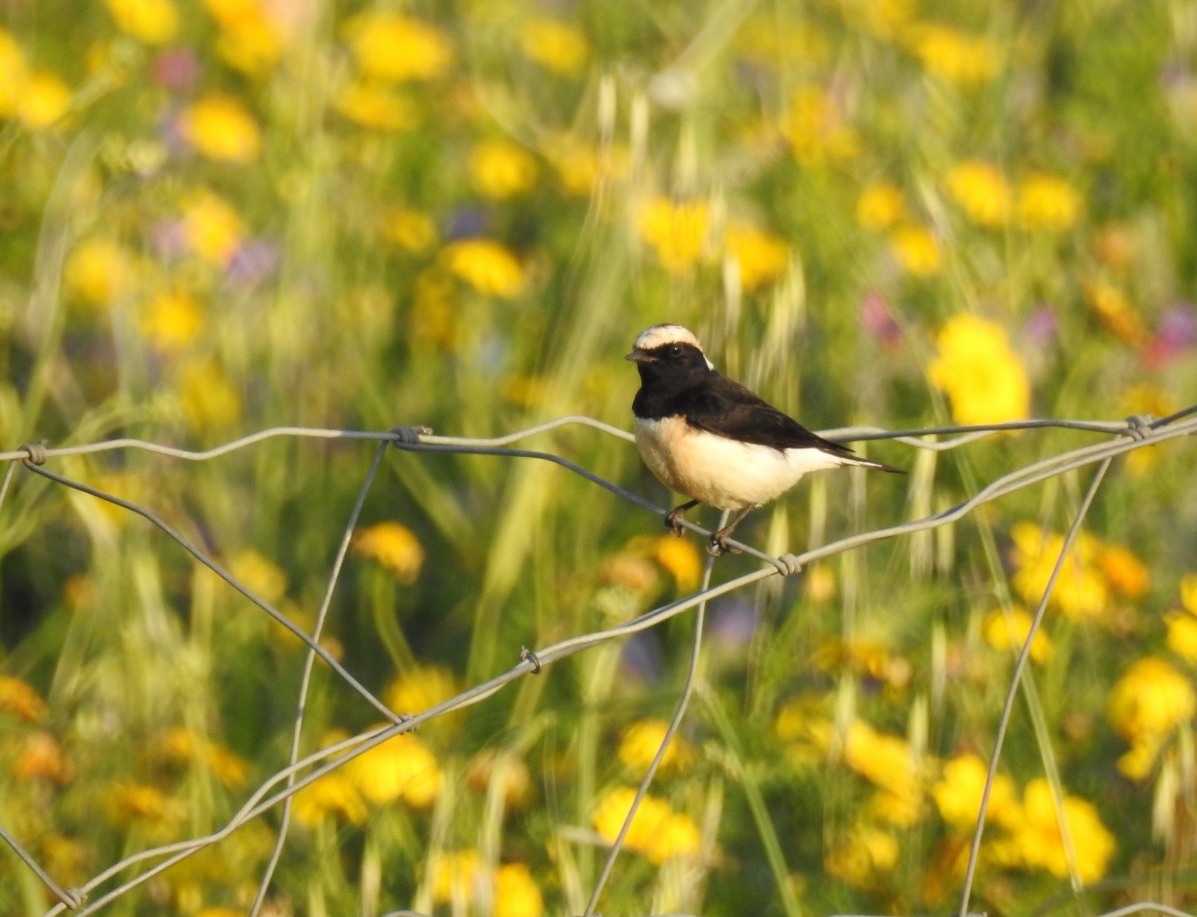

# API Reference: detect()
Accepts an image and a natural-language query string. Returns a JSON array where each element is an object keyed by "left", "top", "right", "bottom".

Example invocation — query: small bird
[{"left": 627, "top": 324, "right": 903, "bottom": 554}]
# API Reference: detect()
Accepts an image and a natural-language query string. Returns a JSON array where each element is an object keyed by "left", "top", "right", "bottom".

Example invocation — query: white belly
[{"left": 633, "top": 416, "right": 845, "bottom": 510}]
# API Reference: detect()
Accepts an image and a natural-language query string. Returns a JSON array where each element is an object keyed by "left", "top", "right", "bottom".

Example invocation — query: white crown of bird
[
  {"left": 633, "top": 324, "right": 705, "bottom": 352},
  {"left": 633, "top": 324, "right": 714, "bottom": 369}
]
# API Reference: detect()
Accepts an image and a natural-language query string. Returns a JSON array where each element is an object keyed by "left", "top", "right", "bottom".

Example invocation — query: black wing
[{"left": 681, "top": 375, "right": 858, "bottom": 458}]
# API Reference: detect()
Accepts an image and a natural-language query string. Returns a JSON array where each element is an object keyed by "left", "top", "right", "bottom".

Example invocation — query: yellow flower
[
  {"left": 432, "top": 850, "right": 484, "bottom": 905},
  {"left": 1006, "top": 779, "right": 1115, "bottom": 882},
  {"left": 344, "top": 730, "right": 442, "bottom": 808},
  {"left": 107, "top": 781, "right": 186, "bottom": 828},
  {"left": 1184, "top": 574, "right": 1197, "bottom": 615},
  {"left": 1098, "top": 543, "right": 1149, "bottom": 598},
  {"left": 227, "top": 550, "right": 287, "bottom": 605},
  {"left": 344, "top": 13, "right": 452, "bottom": 83},
  {"left": 651, "top": 535, "right": 702, "bottom": 591},
  {"left": 382, "top": 208, "right": 437, "bottom": 253},
  {"left": 181, "top": 190, "right": 245, "bottom": 265},
  {"left": 0, "top": 675, "right": 47, "bottom": 721},
  {"left": 825, "top": 822, "right": 899, "bottom": 889},
  {"left": 1108, "top": 656, "right": 1195, "bottom": 778},
  {"left": 384, "top": 665, "right": 458, "bottom": 718},
  {"left": 495, "top": 863, "right": 544, "bottom": 917},
  {"left": 927, "top": 314, "right": 1031, "bottom": 425},
  {"left": 646, "top": 811, "right": 701, "bottom": 864},
  {"left": 1017, "top": 173, "right": 1081, "bottom": 231},
  {"left": 13, "top": 70, "right": 71, "bottom": 130},
  {"left": 204, "top": 0, "right": 284, "bottom": 75},
  {"left": 103, "top": 0, "right": 178, "bottom": 44},
  {"left": 336, "top": 81, "right": 415, "bottom": 131},
  {"left": 292, "top": 772, "right": 368, "bottom": 827},
  {"left": 869, "top": 788, "right": 924, "bottom": 827},
  {"left": 66, "top": 238, "right": 135, "bottom": 308},
  {"left": 889, "top": 223, "right": 941, "bottom": 277},
  {"left": 1083, "top": 281, "right": 1147, "bottom": 347},
  {"left": 180, "top": 95, "right": 263, "bottom": 163},
  {"left": 617, "top": 718, "right": 695, "bottom": 774},
  {"left": 1166, "top": 611, "right": 1197, "bottom": 664},
  {"left": 518, "top": 19, "right": 589, "bottom": 76},
  {"left": 155, "top": 727, "right": 250, "bottom": 788},
  {"left": 13, "top": 732, "right": 71, "bottom": 784},
  {"left": 946, "top": 161, "right": 1011, "bottom": 227},
  {"left": 1009, "top": 522, "right": 1106, "bottom": 620},
  {"left": 178, "top": 360, "right": 242, "bottom": 432},
  {"left": 843, "top": 720, "right": 920, "bottom": 799},
  {"left": 551, "top": 141, "right": 629, "bottom": 196},
  {"left": 637, "top": 198, "right": 711, "bottom": 273},
  {"left": 143, "top": 290, "right": 203, "bottom": 353},
  {"left": 723, "top": 224, "right": 790, "bottom": 291},
  {"left": 933, "top": 752, "right": 1021, "bottom": 830},
  {"left": 983, "top": 607, "right": 1053, "bottom": 663},
  {"left": 592, "top": 787, "right": 697, "bottom": 862},
  {"left": 205, "top": 742, "right": 251, "bottom": 788},
  {"left": 856, "top": 181, "right": 906, "bottom": 230},
  {"left": 352, "top": 522, "right": 424, "bottom": 584},
  {"left": 442, "top": 239, "right": 525, "bottom": 297},
  {"left": 470, "top": 139, "right": 538, "bottom": 198},
  {"left": 783, "top": 88, "right": 859, "bottom": 166},
  {"left": 773, "top": 695, "right": 826, "bottom": 744},
  {"left": 908, "top": 24, "right": 1000, "bottom": 86},
  {"left": 0, "top": 30, "right": 29, "bottom": 118}
]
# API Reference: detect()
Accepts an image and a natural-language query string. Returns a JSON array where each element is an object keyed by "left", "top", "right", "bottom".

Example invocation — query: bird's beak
[{"left": 625, "top": 348, "right": 654, "bottom": 363}]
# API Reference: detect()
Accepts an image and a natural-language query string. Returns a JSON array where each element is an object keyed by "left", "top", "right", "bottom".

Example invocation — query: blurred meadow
[{"left": 2, "top": 0, "right": 1197, "bottom": 915}]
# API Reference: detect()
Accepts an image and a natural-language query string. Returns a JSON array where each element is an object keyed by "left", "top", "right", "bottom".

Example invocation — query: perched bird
[{"left": 626, "top": 324, "right": 903, "bottom": 554}]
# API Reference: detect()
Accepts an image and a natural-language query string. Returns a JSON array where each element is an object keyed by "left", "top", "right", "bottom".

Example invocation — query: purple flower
[
  {"left": 150, "top": 219, "right": 189, "bottom": 259},
  {"left": 860, "top": 291, "right": 902, "bottom": 348},
  {"left": 710, "top": 598, "right": 760, "bottom": 648},
  {"left": 1143, "top": 302, "right": 1197, "bottom": 368},
  {"left": 445, "top": 207, "right": 489, "bottom": 240},
  {"left": 1023, "top": 305, "right": 1059, "bottom": 347},
  {"left": 620, "top": 632, "right": 663, "bottom": 682},
  {"left": 226, "top": 239, "right": 282, "bottom": 286},
  {"left": 153, "top": 49, "right": 201, "bottom": 90}
]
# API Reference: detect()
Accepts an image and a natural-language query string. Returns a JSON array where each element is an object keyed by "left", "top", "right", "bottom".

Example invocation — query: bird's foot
[
  {"left": 664, "top": 507, "right": 688, "bottom": 536},
  {"left": 708, "top": 530, "right": 742, "bottom": 556}
]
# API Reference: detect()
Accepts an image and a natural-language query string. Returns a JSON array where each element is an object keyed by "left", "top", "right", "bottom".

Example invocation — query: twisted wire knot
[
  {"left": 774, "top": 554, "right": 803, "bottom": 577},
  {"left": 390, "top": 426, "right": 431, "bottom": 446},
  {"left": 1123, "top": 414, "right": 1156, "bottom": 441},
  {"left": 519, "top": 646, "right": 543, "bottom": 674},
  {"left": 20, "top": 441, "right": 48, "bottom": 465}
]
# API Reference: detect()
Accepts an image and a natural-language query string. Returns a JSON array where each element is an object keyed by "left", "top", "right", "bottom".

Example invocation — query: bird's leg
[
  {"left": 664, "top": 499, "right": 700, "bottom": 536},
  {"left": 709, "top": 506, "right": 756, "bottom": 556}
]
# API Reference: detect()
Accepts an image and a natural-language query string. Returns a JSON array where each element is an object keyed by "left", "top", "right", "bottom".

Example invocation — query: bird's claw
[
  {"left": 708, "top": 531, "right": 741, "bottom": 556},
  {"left": 664, "top": 508, "right": 687, "bottom": 536}
]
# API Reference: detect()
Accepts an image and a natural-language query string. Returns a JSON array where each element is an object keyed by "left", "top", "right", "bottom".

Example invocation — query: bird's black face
[{"left": 625, "top": 341, "right": 712, "bottom": 388}]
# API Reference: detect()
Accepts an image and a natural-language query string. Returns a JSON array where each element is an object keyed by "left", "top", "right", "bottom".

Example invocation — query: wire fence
[{"left": 1, "top": 404, "right": 1196, "bottom": 917}]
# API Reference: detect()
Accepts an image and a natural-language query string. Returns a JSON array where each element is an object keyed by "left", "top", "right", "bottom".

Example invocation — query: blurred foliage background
[{"left": 1, "top": 0, "right": 1197, "bottom": 915}]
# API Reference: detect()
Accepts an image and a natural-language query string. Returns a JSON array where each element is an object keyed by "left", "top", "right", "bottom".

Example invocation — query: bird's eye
[{"left": 669, "top": 344, "right": 683, "bottom": 356}]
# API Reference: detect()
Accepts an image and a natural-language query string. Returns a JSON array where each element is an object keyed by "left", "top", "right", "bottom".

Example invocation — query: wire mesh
[{"left": 1, "top": 406, "right": 1195, "bottom": 917}]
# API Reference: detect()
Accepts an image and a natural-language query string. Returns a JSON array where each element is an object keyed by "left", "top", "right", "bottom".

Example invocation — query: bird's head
[{"left": 625, "top": 325, "right": 715, "bottom": 381}]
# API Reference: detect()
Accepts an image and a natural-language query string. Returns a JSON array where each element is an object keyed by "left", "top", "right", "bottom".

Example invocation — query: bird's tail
[
  {"left": 843, "top": 455, "right": 905, "bottom": 474},
  {"left": 816, "top": 436, "right": 904, "bottom": 474}
]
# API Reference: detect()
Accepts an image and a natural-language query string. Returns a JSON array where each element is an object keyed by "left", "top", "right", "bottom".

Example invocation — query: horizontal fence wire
[{"left": 0, "top": 406, "right": 1193, "bottom": 917}]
